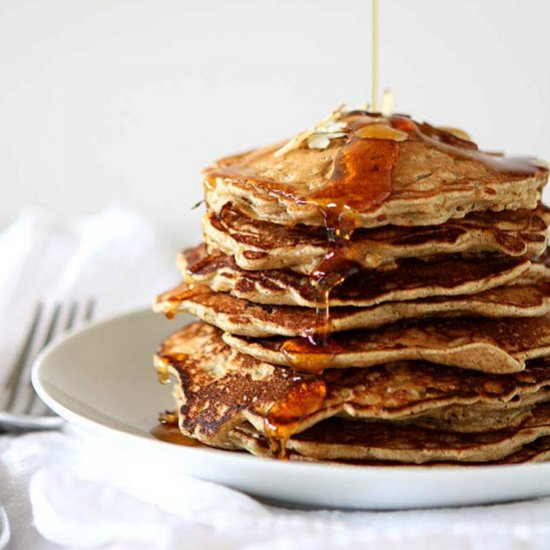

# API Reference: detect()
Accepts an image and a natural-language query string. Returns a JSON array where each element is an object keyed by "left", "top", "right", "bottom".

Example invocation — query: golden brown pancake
[
  {"left": 155, "top": 322, "right": 550, "bottom": 463},
  {"left": 204, "top": 111, "right": 547, "bottom": 228},
  {"left": 180, "top": 245, "right": 548, "bottom": 308},
  {"left": 230, "top": 404, "right": 550, "bottom": 463},
  {"left": 223, "top": 315, "right": 550, "bottom": 374},
  {"left": 203, "top": 203, "right": 549, "bottom": 273},
  {"left": 279, "top": 436, "right": 550, "bottom": 466},
  {"left": 496, "top": 436, "right": 550, "bottom": 464},
  {"left": 153, "top": 282, "right": 550, "bottom": 338}
]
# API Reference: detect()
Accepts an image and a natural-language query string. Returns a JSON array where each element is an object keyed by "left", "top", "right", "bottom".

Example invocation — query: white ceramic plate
[{"left": 32, "top": 308, "right": 550, "bottom": 510}]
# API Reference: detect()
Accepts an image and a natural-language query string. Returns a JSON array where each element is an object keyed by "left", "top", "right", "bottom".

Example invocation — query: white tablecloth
[{"left": 2, "top": 206, "right": 550, "bottom": 550}]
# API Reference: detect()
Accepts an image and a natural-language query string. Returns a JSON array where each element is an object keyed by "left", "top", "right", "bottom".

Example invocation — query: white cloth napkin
[
  {"left": 2, "top": 205, "right": 550, "bottom": 550},
  {"left": 0, "top": 204, "right": 177, "bottom": 387}
]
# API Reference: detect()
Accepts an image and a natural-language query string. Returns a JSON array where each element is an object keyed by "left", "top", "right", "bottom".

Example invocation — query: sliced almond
[
  {"left": 439, "top": 127, "right": 472, "bottom": 141},
  {"left": 307, "top": 134, "right": 331, "bottom": 150},
  {"left": 273, "top": 105, "right": 345, "bottom": 157},
  {"left": 273, "top": 128, "right": 315, "bottom": 158},
  {"left": 355, "top": 124, "right": 408, "bottom": 141}
]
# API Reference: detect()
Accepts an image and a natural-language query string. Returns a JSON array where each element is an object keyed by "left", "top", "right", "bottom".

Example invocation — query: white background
[{"left": 1, "top": 0, "right": 549, "bottom": 246}]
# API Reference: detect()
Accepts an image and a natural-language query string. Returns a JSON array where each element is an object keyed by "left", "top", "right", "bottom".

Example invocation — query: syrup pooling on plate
[{"left": 151, "top": 411, "right": 206, "bottom": 447}]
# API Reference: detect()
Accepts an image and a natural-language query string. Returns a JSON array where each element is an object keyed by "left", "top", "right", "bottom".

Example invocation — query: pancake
[
  {"left": 204, "top": 111, "right": 547, "bottom": 229},
  {"left": 230, "top": 404, "right": 550, "bottom": 463},
  {"left": 406, "top": 406, "right": 534, "bottom": 433},
  {"left": 203, "top": 203, "right": 549, "bottom": 273},
  {"left": 497, "top": 436, "right": 550, "bottom": 464},
  {"left": 153, "top": 282, "right": 550, "bottom": 338},
  {"left": 224, "top": 315, "right": 550, "bottom": 374},
  {"left": 179, "top": 245, "right": 548, "bottom": 308},
  {"left": 155, "top": 322, "right": 550, "bottom": 457},
  {"left": 286, "top": 436, "right": 550, "bottom": 466}
]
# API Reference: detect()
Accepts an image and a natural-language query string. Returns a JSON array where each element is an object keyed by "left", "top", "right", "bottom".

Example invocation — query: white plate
[{"left": 32, "top": 308, "right": 550, "bottom": 510}]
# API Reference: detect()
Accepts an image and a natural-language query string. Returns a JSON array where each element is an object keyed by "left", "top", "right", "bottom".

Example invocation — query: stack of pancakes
[{"left": 154, "top": 109, "right": 550, "bottom": 465}]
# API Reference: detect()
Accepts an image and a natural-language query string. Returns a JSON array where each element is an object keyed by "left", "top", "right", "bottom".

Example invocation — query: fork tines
[{"left": 4, "top": 300, "right": 95, "bottom": 418}]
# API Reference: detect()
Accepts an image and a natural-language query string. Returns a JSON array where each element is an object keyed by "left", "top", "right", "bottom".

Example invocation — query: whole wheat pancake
[
  {"left": 153, "top": 283, "right": 550, "bottom": 338},
  {"left": 230, "top": 404, "right": 550, "bottom": 463},
  {"left": 180, "top": 245, "right": 547, "bottom": 308},
  {"left": 497, "top": 436, "right": 550, "bottom": 464},
  {"left": 204, "top": 111, "right": 547, "bottom": 229},
  {"left": 155, "top": 322, "right": 550, "bottom": 456},
  {"left": 224, "top": 315, "right": 550, "bottom": 374},
  {"left": 203, "top": 203, "right": 549, "bottom": 273},
  {"left": 271, "top": 436, "right": 550, "bottom": 466}
]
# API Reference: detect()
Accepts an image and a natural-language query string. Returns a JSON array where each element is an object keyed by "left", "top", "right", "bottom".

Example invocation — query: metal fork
[{"left": 0, "top": 300, "right": 95, "bottom": 431}]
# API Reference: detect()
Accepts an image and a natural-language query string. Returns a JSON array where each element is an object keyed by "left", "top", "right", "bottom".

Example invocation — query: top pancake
[{"left": 204, "top": 110, "right": 548, "bottom": 228}]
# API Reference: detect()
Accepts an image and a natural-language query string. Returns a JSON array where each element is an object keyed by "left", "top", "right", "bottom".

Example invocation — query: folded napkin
[{"left": 2, "top": 205, "right": 550, "bottom": 550}]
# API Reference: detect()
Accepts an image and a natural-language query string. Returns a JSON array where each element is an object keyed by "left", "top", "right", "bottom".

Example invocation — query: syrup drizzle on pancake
[
  {"left": 290, "top": 116, "right": 401, "bottom": 351},
  {"left": 267, "top": 116, "right": 401, "bottom": 450},
  {"left": 265, "top": 114, "right": 539, "bottom": 360},
  {"left": 151, "top": 411, "right": 206, "bottom": 447},
  {"left": 263, "top": 378, "right": 327, "bottom": 458}
]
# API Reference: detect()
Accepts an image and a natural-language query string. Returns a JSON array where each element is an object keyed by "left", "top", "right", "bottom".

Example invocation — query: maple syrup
[
  {"left": 281, "top": 337, "right": 345, "bottom": 374},
  {"left": 151, "top": 423, "right": 205, "bottom": 446},
  {"left": 155, "top": 354, "right": 187, "bottom": 384},
  {"left": 157, "top": 282, "right": 204, "bottom": 319},
  {"left": 151, "top": 412, "right": 205, "bottom": 447},
  {"left": 156, "top": 362, "right": 171, "bottom": 385},
  {"left": 372, "top": 0, "right": 379, "bottom": 111},
  {"left": 412, "top": 119, "right": 538, "bottom": 175},
  {"left": 300, "top": 116, "right": 400, "bottom": 360},
  {"left": 264, "top": 379, "right": 327, "bottom": 457}
]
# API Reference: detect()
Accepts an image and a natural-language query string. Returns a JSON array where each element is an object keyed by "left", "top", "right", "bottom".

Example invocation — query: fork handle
[{"left": 0, "top": 412, "right": 64, "bottom": 431}]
